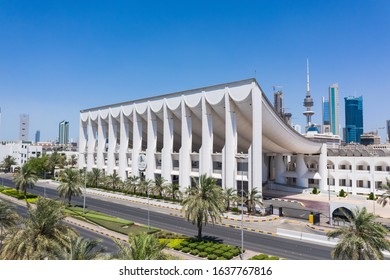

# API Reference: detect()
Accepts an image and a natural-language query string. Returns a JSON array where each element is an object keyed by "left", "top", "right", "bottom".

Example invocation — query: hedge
[{"left": 207, "top": 254, "right": 217, "bottom": 260}]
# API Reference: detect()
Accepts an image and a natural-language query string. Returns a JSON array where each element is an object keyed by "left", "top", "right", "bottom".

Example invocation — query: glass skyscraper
[
  {"left": 329, "top": 84, "right": 339, "bottom": 135},
  {"left": 59, "top": 120, "right": 69, "bottom": 144},
  {"left": 345, "top": 96, "right": 363, "bottom": 143}
]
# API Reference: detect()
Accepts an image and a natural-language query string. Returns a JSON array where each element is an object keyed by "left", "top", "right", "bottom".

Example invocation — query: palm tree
[
  {"left": 327, "top": 207, "right": 390, "bottom": 260},
  {"left": 182, "top": 175, "right": 225, "bottom": 239},
  {"left": 166, "top": 183, "right": 181, "bottom": 201},
  {"left": 152, "top": 176, "right": 167, "bottom": 197},
  {"left": 377, "top": 179, "right": 390, "bottom": 207},
  {"left": 87, "top": 168, "right": 102, "bottom": 188},
  {"left": 57, "top": 168, "right": 83, "bottom": 205},
  {"left": 138, "top": 179, "right": 153, "bottom": 196},
  {"left": 245, "top": 187, "right": 263, "bottom": 215},
  {"left": 0, "top": 201, "right": 19, "bottom": 249},
  {"left": 113, "top": 233, "right": 167, "bottom": 260},
  {"left": 0, "top": 198, "right": 77, "bottom": 260},
  {"left": 106, "top": 173, "right": 122, "bottom": 190},
  {"left": 67, "top": 155, "right": 78, "bottom": 168},
  {"left": 223, "top": 187, "right": 238, "bottom": 211},
  {"left": 1, "top": 156, "right": 16, "bottom": 173},
  {"left": 124, "top": 175, "right": 139, "bottom": 194},
  {"left": 13, "top": 165, "right": 38, "bottom": 198},
  {"left": 63, "top": 236, "right": 106, "bottom": 260},
  {"left": 48, "top": 152, "right": 66, "bottom": 175}
]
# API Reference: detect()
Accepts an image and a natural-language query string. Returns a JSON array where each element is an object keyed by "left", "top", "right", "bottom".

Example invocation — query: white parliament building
[{"left": 78, "top": 79, "right": 390, "bottom": 195}]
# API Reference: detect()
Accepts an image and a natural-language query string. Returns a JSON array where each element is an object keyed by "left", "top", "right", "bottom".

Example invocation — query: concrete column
[
  {"left": 351, "top": 158, "right": 357, "bottom": 195},
  {"left": 146, "top": 105, "right": 157, "bottom": 181},
  {"left": 224, "top": 93, "right": 237, "bottom": 189},
  {"left": 107, "top": 114, "right": 118, "bottom": 175},
  {"left": 78, "top": 118, "right": 87, "bottom": 169},
  {"left": 179, "top": 100, "right": 192, "bottom": 189},
  {"left": 200, "top": 95, "right": 213, "bottom": 177},
  {"left": 318, "top": 144, "right": 327, "bottom": 192},
  {"left": 333, "top": 158, "right": 339, "bottom": 190},
  {"left": 161, "top": 103, "right": 173, "bottom": 183},
  {"left": 252, "top": 86, "right": 262, "bottom": 192},
  {"left": 119, "top": 112, "right": 130, "bottom": 180},
  {"left": 96, "top": 116, "right": 107, "bottom": 170},
  {"left": 275, "top": 154, "right": 287, "bottom": 184},
  {"left": 248, "top": 146, "right": 252, "bottom": 191},
  {"left": 86, "top": 118, "right": 96, "bottom": 171},
  {"left": 132, "top": 110, "right": 142, "bottom": 177},
  {"left": 296, "top": 154, "right": 308, "bottom": 188}
]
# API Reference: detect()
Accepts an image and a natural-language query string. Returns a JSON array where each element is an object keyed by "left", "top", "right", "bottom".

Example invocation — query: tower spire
[
  {"left": 303, "top": 58, "right": 314, "bottom": 132},
  {"left": 306, "top": 58, "right": 310, "bottom": 95}
]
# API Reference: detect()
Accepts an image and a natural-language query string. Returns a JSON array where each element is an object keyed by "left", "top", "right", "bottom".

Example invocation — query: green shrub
[
  {"left": 219, "top": 245, "right": 231, "bottom": 252},
  {"left": 231, "top": 207, "right": 239, "bottom": 213},
  {"left": 229, "top": 248, "right": 240, "bottom": 256},
  {"left": 188, "top": 243, "right": 198, "bottom": 249},
  {"left": 212, "top": 243, "right": 223, "bottom": 250},
  {"left": 249, "top": 253, "right": 269, "bottom": 260},
  {"left": 190, "top": 249, "right": 199, "bottom": 255},
  {"left": 181, "top": 247, "right": 191, "bottom": 253},
  {"left": 196, "top": 245, "right": 206, "bottom": 252},
  {"left": 207, "top": 254, "right": 217, "bottom": 260},
  {"left": 339, "top": 189, "right": 346, "bottom": 197},
  {"left": 214, "top": 249, "right": 224, "bottom": 257},
  {"left": 311, "top": 187, "right": 318, "bottom": 194},
  {"left": 268, "top": 256, "right": 280, "bottom": 260},
  {"left": 367, "top": 192, "right": 375, "bottom": 200},
  {"left": 181, "top": 241, "right": 190, "bottom": 247},
  {"left": 173, "top": 245, "right": 183, "bottom": 251},
  {"left": 204, "top": 247, "right": 214, "bottom": 254},
  {"left": 198, "top": 252, "right": 208, "bottom": 258},
  {"left": 222, "top": 252, "right": 234, "bottom": 260},
  {"left": 217, "top": 257, "right": 227, "bottom": 260}
]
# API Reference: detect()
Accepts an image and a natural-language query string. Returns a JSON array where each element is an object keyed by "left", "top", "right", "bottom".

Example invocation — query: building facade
[
  {"left": 19, "top": 114, "right": 29, "bottom": 141},
  {"left": 35, "top": 130, "right": 41, "bottom": 143},
  {"left": 59, "top": 120, "right": 69, "bottom": 144},
  {"left": 345, "top": 96, "right": 363, "bottom": 143},
  {"left": 386, "top": 120, "right": 390, "bottom": 143},
  {"left": 329, "top": 84, "right": 339, "bottom": 136},
  {"left": 0, "top": 141, "right": 42, "bottom": 169},
  {"left": 79, "top": 79, "right": 328, "bottom": 193}
]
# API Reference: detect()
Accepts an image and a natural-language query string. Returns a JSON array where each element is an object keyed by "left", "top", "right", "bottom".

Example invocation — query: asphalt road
[{"left": 1, "top": 178, "right": 333, "bottom": 260}]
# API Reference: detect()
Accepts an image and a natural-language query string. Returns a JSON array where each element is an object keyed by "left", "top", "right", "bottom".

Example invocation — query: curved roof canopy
[{"left": 81, "top": 78, "right": 323, "bottom": 155}]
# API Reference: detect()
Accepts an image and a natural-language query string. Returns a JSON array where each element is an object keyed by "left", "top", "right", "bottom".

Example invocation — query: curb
[{"left": 271, "top": 198, "right": 305, "bottom": 207}]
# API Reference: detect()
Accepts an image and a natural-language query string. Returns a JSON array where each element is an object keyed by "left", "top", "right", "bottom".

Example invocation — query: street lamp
[
  {"left": 83, "top": 167, "right": 87, "bottom": 214},
  {"left": 137, "top": 153, "right": 148, "bottom": 229},
  {"left": 235, "top": 153, "right": 248, "bottom": 260},
  {"left": 327, "top": 164, "right": 331, "bottom": 225}
]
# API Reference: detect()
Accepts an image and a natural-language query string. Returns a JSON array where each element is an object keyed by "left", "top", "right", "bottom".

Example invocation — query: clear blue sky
[{"left": 0, "top": 0, "right": 389, "bottom": 142}]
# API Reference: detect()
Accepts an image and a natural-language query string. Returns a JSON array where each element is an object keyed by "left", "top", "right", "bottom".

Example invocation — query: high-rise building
[
  {"left": 329, "top": 84, "right": 339, "bottom": 135},
  {"left": 322, "top": 97, "right": 331, "bottom": 133},
  {"left": 345, "top": 96, "right": 363, "bottom": 143},
  {"left": 303, "top": 59, "right": 314, "bottom": 132},
  {"left": 59, "top": 121, "right": 69, "bottom": 144},
  {"left": 19, "top": 114, "right": 29, "bottom": 141},
  {"left": 35, "top": 130, "right": 41, "bottom": 143},
  {"left": 274, "top": 89, "right": 284, "bottom": 115},
  {"left": 386, "top": 120, "right": 390, "bottom": 143}
]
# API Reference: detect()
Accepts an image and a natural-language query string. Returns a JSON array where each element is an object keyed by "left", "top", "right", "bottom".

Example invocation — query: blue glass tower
[{"left": 345, "top": 96, "right": 363, "bottom": 143}]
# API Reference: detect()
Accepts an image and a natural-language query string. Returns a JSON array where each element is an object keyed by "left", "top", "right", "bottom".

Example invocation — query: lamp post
[
  {"left": 138, "top": 153, "right": 148, "bottom": 229},
  {"left": 327, "top": 164, "right": 331, "bottom": 225},
  {"left": 235, "top": 153, "right": 248, "bottom": 260},
  {"left": 83, "top": 167, "right": 87, "bottom": 214}
]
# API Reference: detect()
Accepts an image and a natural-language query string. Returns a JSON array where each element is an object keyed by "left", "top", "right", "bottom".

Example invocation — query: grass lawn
[
  {"left": 66, "top": 206, "right": 160, "bottom": 236},
  {"left": 0, "top": 186, "right": 38, "bottom": 203}
]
